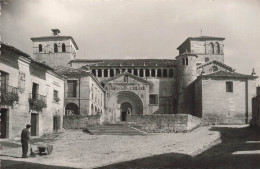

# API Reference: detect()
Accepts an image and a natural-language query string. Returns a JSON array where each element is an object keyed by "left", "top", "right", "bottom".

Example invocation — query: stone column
[
  {"left": 108, "top": 69, "right": 110, "bottom": 77},
  {"left": 155, "top": 69, "right": 158, "bottom": 77},
  {"left": 137, "top": 69, "right": 140, "bottom": 77},
  {"left": 149, "top": 69, "right": 152, "bottom": 77},
  {"left": 114, "top": 69, "right": 116, "bottom": 76},
  {"left": 101, "top": 69, "right": 104, "bottom": 77}
]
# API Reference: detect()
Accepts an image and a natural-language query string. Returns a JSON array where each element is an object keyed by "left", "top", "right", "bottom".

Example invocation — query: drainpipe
[
  {"left": 245, "top": 79, "right": 248, "bottom": 124},
  {"left": 79, "top": 75, "right": 81, "bottom": 115}
]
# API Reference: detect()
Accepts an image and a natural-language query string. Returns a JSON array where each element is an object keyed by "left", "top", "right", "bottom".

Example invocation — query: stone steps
[{"left": 87, "top": 124, "right": 145, "bottom": 135}]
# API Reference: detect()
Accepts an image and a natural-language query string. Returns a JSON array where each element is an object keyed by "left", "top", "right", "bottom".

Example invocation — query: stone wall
[
  {"left": 63, "top": 115, "right": 101, "bottom": 129},
  {"left": 200, "top": 78, "right": 257, "bottom": 124},
  {"left": 127, "top": 114, "right": 201, "bottom": 133}
]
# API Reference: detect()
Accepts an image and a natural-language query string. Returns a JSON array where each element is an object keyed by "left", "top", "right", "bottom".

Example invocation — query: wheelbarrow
[
  {"left": 37, "top": 145, "right": 53, "bottom": 155},
  {"left": 30, "top": 144, "right": 53, "bottom": 156}
]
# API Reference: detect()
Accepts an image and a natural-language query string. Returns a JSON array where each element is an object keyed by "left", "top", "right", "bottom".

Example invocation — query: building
[
  {"left": 54, "top": 66, "right": 105, "bottom": 117},
  {"left": 251, "top": 86, "right": 260, "bottom": 128},
  {"left": 31, "top": 30, "right": 258, "bottom": 125},
  {"left": 0, "top": 43, "right": 65, "bottom": 139}
]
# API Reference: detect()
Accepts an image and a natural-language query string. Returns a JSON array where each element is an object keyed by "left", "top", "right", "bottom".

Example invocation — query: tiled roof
[
  {"left": 31, "top": 36, "right": 78, "bottom": 50},
  {"left": 197, "top": 60, "right": 235, "bottom": 72},
  {"left": 177, "top": 36, "right": 225, "bottom": 49},
  {"left": 1, "top": 43, "right": 31, "bottom": 59},
  {"left": 53, "top": 66, "right": 82, "bottom": 74},
  {"left": 70, "top": 59, "right": 176, "bottom": 67},
  {"left": 1, "top": 42, "right": 66, "bottom": 78},
  {"left": 200, "top": 70, "right": 258, "bottom": 79}
]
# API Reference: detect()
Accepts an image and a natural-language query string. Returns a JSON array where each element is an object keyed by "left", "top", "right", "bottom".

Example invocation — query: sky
[{"left": 1, "top": 0, "right": 260, "bottom": 84}]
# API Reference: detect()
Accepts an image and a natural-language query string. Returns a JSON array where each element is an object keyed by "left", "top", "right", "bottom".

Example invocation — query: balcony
[
  {"left": 0, "top": 85, "right": 19, "bottom": 105},
  {"left": 29, "top": 93, "right": 47, "bottom": 112}
]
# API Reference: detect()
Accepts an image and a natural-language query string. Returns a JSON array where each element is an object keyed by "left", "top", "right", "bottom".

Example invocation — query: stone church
[{"left": 31, "top": 29, "right": 258, "bottom": 124}]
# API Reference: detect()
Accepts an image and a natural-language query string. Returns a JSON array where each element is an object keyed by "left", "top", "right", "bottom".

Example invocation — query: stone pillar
[
  {"left": 149, "top": 69, "right": 152, "bottom": 77},
  {"left": 101, "top": 69, "right": 104, "bottom": 77},
  {"left": 137, "top": 69, "right": 140, "bottom": 77},
  {"left": 108, "top": 69, "right": 110, "bottom": 77},
  {"left": 155, "top": 69, "right": 158, "bottom": 77},
  {"left": 114, "top": 69, "right": 116, "bottom": 76},
  {"left": 119, "top": 69, "right": 122, "bottom": 74}
]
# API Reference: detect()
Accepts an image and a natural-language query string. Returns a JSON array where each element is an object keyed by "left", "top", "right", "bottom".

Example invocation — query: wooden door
[
  {"left": 31, "top": 113, "right": 38, "bottom": 136},
  {"left": 0, "top": 109, "right": 7, "bottom": 138},
  {"left": 53, "top": 116, "right": 60, "bottom": 131}
]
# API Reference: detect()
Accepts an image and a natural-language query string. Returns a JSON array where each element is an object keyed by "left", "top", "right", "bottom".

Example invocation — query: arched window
[
  {"left": 186, "top": 58, "right": 188, "bottom": 65},
  {"left": 116, "top": 69, "right": 120, "bottom": 75},
  {"left": 209, "top": 43, "right": 214, "bottom": 54},
  {"left": 145, "top": 69, "right": 150, "bottom": 77},
  {"left": 92, "top": 69, "right": 96, "bottom": 76},
  {"left": 139, "top": 69, "right": 144, "bottom": 77},
  {"left": 104, "top": 69, "right": 108, "bottom": 77},
  {"left": 39, "top": 44, "right": 42, "bottom": 52},
  {"left": 163, "top": 69, "right": 167, "bottom": 77},
  {"left": 54, "top": 44, "right": 58, "bottom": 53},
  {"left": 98, "top": 69, "right": 102, "bottom": 77},
  {"left": 133, "top": 69, "right": 138, "bottom": 76},
  {"left": 169, "top": 69, "right": 174, "bottom": 77},
  {"left": 157, "top": 69, "right": 162, "bottom": 77},
  {"left": 110, "top": 69, "right": 114, "bottom": 77},
  {"left": 62, "top": 43, "right": 66, "bottom": 52},
  {"left": 151, "top": 69, "right": 155, "bottom": 77},
  {"left": 215, "top": 42, "right": 220, "bottom": 54}
]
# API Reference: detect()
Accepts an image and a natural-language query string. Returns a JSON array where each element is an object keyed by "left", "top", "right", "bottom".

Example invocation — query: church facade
[{"left": 31, "top": 29, "right": 258, "bottom": 124}]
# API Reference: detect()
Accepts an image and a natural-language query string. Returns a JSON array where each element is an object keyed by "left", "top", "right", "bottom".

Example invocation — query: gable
[
  {"left": 102, "top": 72, "right": 149, "bottom": 84},
  {"left": 197, "top": 60, "right": 235, "bottom": 75}
]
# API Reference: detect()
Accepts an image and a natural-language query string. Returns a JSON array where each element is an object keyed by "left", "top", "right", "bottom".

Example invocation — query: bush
[{"left": 29, "top": 98, "right": 47, "bottom": 112}]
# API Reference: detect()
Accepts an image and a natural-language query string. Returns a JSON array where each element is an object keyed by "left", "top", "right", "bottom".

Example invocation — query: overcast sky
[{"left": 1, "top": 0, "right": 260, "bottom": 84}]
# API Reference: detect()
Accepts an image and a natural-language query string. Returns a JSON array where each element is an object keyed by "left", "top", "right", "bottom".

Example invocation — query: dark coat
[{"left": 21, "top": 128, "right": 30, "bottom": 142}]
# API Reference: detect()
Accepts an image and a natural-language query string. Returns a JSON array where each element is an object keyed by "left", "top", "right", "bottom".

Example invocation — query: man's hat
[{"left": 26, "top": 124, "right": 31, "bottom": 128}]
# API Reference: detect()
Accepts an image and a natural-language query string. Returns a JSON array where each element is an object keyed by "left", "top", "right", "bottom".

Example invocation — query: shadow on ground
[
  {"left": 1, "top": 160, "right": 77, "bottom": 169},
  {"left": 95, "top": 126, "right": 260, "bottom": 169}
]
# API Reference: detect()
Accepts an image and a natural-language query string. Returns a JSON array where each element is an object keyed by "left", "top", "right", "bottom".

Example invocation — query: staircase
[{"left": 87, "top": 124, "right": 145, "bottom": 135}]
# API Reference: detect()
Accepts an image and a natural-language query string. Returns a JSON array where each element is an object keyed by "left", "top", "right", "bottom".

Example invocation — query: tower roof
[{"left": 177, "top": 36, "right": 225, "bottom": 50}]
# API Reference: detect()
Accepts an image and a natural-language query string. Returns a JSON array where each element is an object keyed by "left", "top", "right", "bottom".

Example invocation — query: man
[{"left": 21, "top": 124, "right": 31, "bottom": 158}]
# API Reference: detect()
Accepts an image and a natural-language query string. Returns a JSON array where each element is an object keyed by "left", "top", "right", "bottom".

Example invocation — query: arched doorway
[
  {"left": 107, "top": 91, "right": 143, "bottom": 122},
  {"left": 65, "top": 103, "right": 79, "bottom": 115},
  {"left": 120, "top": 102, "right": 132, "bottom": 121}
]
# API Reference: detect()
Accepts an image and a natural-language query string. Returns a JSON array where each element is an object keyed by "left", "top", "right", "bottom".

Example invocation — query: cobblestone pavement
[{"left": 1, "top": 125, "right": 223, "bottom": 169}]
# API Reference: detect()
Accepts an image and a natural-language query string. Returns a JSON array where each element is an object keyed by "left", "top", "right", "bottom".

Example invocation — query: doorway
[
  {"left": 53, "top": 116, "right": 60, "bottom": 132},
  {"left": 0, "top": 108, "right": 8, "bottom": 138},
  {"left": 120, "top": 102, "right": 132, "bottom": 121},
  {"left": 31, "top": 113, "right": 38, "bottom": 136}
]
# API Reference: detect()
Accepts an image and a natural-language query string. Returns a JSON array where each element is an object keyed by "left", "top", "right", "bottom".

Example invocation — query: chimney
[
  {"left": 51, "top": 29, "right": 60, "bottom": 36},
  {"left": 251, "top": 68, "right": 256, "bottom": 76}
]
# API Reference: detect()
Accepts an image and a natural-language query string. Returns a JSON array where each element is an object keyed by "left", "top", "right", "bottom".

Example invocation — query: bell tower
[
  {"left": 177, "top": 36, "right": 225, "bottom": 64},
  {"left": 31, "top": 29, "right": 79, "bottom": 67}
]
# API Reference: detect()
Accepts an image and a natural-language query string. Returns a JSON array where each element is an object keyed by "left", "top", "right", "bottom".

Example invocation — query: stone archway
[
  {"left": 65, "top": 103, "right": 79, "bottom": 115},
  {"left": 106, "top": 91, "right": 143, "bottom": 122}
]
